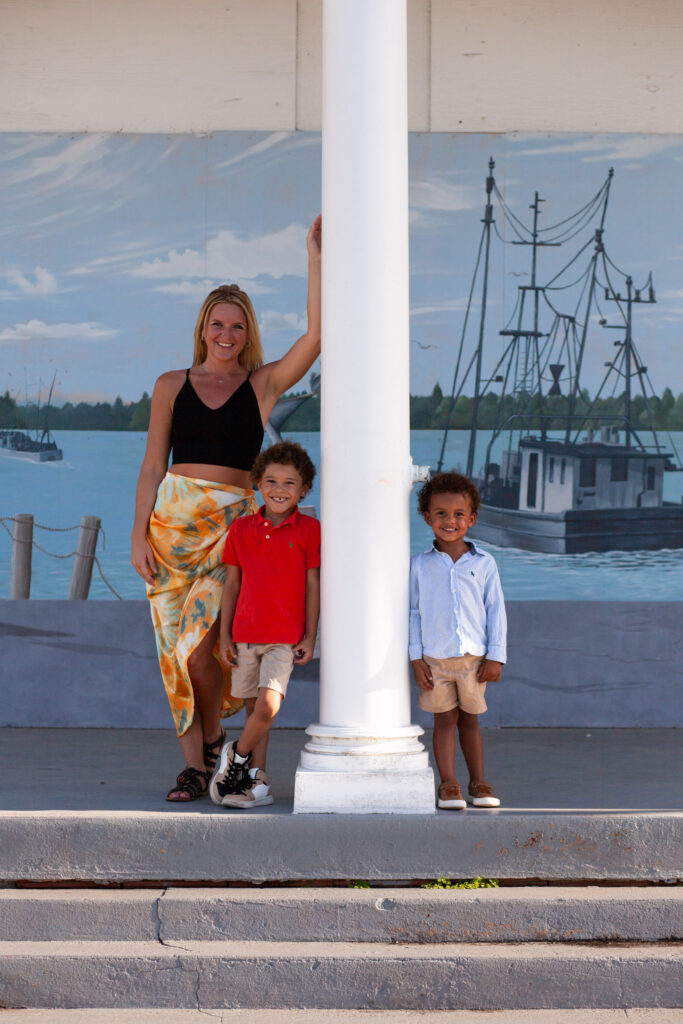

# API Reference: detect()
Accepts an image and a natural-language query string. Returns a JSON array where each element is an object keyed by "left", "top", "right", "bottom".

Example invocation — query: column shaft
[
  {"left": 294, "top": 0, "right": 435, "bottom": 814},
  {"left": 320, "top": 0, "right": 410, "bottom": 730}
]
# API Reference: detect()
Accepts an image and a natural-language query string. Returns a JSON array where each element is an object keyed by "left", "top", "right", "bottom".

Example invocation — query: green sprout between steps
[
  {"left": 347, "top": 878, "right": 499, "bottom": 889},
  {"left": 421, "top": 877, "right": 499, "bottom": 890}
]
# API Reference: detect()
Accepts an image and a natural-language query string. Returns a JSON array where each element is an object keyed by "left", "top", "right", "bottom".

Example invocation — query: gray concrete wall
[{"left": 0, "top": 600, "right": 680, "bottom": 728}]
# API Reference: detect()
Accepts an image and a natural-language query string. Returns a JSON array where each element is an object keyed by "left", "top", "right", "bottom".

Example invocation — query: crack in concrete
[
  {"left": 153, "top": 887, "right": 222, "bottom": 1018},
  {"left": 135, "top": 959, "right": 205, "bottom": 1008},
  {"left": 159, "top": 938, "right": 197, "bottom": 953},
  {"left": 618, "top": 954, "right": 626, "bottom": 1011},
  {"left": 152, "top": 886, "right": 166, "bottom": 944},
  {"left": 150, "top": 884, "right": 233, "bottom": 1018},
  {"left": 194, "top": 963, "right": 223, "bottom": 1020},
  {"left": 154, "top": 887, "right": 197, "bottom": 955}
]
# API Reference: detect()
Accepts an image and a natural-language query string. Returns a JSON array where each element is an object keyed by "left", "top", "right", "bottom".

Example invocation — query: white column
[{"left": 293, "top": 0, "right": 435, "bottom": 814}]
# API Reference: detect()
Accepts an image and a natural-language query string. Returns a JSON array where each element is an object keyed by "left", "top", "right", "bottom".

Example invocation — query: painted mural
[{"left": 1, "top": 132, "right": 682, "bottom": 599}]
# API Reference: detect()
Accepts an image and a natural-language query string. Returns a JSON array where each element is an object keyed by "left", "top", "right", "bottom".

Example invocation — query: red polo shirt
[{"left": 222, "top": 506, "right": 320, "bottom": 644}]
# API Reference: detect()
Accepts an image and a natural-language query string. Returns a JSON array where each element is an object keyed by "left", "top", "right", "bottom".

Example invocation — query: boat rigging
[{"left": 437, "top": 160, "right": 682, "bottom": 554}]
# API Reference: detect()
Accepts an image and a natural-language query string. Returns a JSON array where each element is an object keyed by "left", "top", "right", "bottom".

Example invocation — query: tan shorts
[
  {"left": 418, "top": 653, "right": 487, "bottom": 715},
  {"left": 231, "top": 642, "right": 294, "bottom": 700}
]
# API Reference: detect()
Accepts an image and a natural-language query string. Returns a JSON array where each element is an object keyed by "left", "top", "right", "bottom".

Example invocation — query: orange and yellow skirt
[{"left": 146, "top": 472, "right": 257, "bottom": 736}]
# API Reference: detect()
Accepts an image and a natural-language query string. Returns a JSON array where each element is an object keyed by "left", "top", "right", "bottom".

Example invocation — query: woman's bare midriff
[{"left": 170, "top": 464, "right": 253, "bottom": 489}]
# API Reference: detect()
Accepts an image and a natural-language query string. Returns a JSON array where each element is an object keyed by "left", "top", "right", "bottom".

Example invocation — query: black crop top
[{"left": 170, "top": 369, "right": 264, "bottom": 471}]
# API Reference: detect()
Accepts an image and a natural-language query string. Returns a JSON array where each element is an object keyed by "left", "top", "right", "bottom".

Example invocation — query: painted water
[{"left": 1, "top": 429, "right": 682, "bottom": 601}]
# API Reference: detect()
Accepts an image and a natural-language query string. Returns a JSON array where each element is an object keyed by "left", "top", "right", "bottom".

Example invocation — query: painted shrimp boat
[
  {"left": 0, "top": 429, "right": 62, "bottom": 462},
  {"left": 437, "top": 161, "right": 683, "bottom": 554},
  {"left": 0, "top": 374, "right": 62, "bottom": 462}
]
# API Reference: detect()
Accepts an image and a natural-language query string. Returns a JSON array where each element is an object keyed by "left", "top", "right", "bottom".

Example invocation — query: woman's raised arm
[{"left": 256, "top": 216, "right": 321, "bottom": 412}]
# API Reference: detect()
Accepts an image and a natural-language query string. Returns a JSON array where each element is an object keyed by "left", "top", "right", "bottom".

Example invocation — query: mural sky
[{"left": 1, "top": 131, "right": 682, "bottom": 406}]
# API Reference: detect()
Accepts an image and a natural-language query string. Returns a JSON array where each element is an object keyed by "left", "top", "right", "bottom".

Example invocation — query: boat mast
[
  {"left": 502, "top": 191, "right": 561, "bottom": 433},
  {"left": 41, "top": 371, "right": 58, "bottom": 443},
  {"left": 530, "top": 192, "right": 545, "bottom": 438},
  {"left": 35, "top": 381, "right": 41, "bottom": 441},
  {"left": 565, "top": 168, "right": 613, "bottom": 441},
  {"left": 465, "top": 158, "right": 495, "bottom": 479},
  {"left": 624, "top": 276, "right": 633, "bottom": 445},
  {"left": 601, "top": 270, "right": 657, "bottom": 451}
]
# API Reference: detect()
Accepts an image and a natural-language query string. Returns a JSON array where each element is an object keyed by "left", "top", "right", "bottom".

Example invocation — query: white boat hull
[
  {"left": 0, "top": 447, "right": 62, "bottom": 463},
  {"left": 471, "top": 502, "right": 683, "bottom": 554}
]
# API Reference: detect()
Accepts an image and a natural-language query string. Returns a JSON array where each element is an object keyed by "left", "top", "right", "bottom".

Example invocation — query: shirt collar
[
  {"left": 425, "top": 537, "right": 480, "bottom": 557},
  {"left": 257, "top": 505, "right": 301, "bottom": 530}
]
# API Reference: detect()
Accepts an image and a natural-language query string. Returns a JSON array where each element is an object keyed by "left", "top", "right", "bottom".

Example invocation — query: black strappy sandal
[
  {"left": 203, "top": 728, "right": 225, "bottom": 775},
  {"left": 166, "top": 766, "right": 210, "bottom": 802}
]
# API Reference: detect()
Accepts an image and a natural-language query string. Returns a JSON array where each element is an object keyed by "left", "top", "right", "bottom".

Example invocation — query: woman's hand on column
[
  {"left": 253, "top": 215, "right": 322, "bottom": 408},
  {"left": 307, "top": 215, "right": 322, "bottom": 259}
]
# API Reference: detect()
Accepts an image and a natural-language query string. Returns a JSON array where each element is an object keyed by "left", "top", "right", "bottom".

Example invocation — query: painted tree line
[
  {"left": 2, "top": 383, "right": 683, "bottom": 432},
  {"left": 0, "top": 391, "right": 151, "bottom": 432},
  {"left": 408, "top": 383, "right": 683, "bottom": 432}
]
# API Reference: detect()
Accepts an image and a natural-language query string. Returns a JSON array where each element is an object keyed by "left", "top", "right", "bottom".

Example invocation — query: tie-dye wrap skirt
[{"left": 146, "top": 472, "right": 258, "bottom": 736}]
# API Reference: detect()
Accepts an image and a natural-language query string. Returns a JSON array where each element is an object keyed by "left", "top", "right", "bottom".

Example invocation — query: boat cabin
[{"left": 517, "top": 432, "right": 667, "bottom": 514}]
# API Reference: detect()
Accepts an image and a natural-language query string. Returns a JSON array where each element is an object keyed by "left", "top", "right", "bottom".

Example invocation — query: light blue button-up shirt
[{"left": 409, "top": 539, "right": 507, "bottom": 664}]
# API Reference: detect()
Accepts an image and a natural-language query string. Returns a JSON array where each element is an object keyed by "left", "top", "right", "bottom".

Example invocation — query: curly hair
[
  {"left": 251, "top": 441, "right": 317, "bottom": 489},
  {"left": 417, "top": 471, "right": 480, "bottom": 517}
]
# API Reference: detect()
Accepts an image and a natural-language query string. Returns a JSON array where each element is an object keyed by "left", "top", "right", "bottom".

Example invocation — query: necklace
[{"left": 199, "top": 367, "right": 232, "bottom": 384}]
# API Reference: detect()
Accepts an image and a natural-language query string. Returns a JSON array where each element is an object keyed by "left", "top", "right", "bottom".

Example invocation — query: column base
[{"left": 293, "top": 724, "right": 436, "bottom": 814}]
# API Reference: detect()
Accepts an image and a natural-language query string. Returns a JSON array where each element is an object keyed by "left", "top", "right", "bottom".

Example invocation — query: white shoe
[
  {"left": 466, "top": 781, "right": 500, "bottom": 807},
  {"left": 437, "top": 780, "right": 467, "bottom": 810},
  {"left": 220, "top": 767, "right": 274, "bottom": 809},
  {"left": 209, "top": 740, "right": 251, "bottom": 805}
]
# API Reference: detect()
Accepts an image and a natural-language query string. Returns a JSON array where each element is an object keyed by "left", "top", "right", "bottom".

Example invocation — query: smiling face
[
  {"left": 257, "top": 462, "right": 310, "bottom": 524},
  {"left": 424, "top": 491, "right": 476, "bottom": 550},
  {"left": 203, "top": 302, "right": 248, "bottom": 366}
]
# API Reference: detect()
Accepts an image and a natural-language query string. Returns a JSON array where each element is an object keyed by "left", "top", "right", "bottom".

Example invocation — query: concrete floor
[
  {"left": 1, "top": 727, "right": 681, "bottom": 814},
  {"left": 1, "top": 1014, "right": 681, "bottom": 1024}
]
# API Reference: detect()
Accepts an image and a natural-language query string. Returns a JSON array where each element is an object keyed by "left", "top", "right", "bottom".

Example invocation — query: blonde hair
[{"left": 192, "top": 284, "right": 263, "bottom": 372}]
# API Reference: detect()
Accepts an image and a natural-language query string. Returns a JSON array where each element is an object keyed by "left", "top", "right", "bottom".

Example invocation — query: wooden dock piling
[
  {"left": 10, "top": 514, "right": 34, "bottom": 599},
  {"left": 68, "top": 516, "right": 101, "bottom": 600}
]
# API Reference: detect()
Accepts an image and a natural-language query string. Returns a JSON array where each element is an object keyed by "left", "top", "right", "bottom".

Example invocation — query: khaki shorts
[
  {"left": 418, "top": 653, "right": 487, "bottom": 715},
  {"left": 231, "top": 642, "right": 294, "bottom": 700}
]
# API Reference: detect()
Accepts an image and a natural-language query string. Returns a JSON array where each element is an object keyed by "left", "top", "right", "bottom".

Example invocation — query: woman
[{"left": 131, "top": 216, "right": 321, "bottom": 801}]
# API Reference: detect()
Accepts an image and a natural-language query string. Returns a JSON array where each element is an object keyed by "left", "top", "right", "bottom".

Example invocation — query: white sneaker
[
  {"left": 209, "top": 740, "right": 251, "bottom": 805},
  {"left": 438, "top": 780, "right": 467, "bottom": 810},
  {"left": 220, "top": 767, "right": 274, "bottom": 809},
  {"left": 466, "top": 781, "right": 501, "bottom": 807}
]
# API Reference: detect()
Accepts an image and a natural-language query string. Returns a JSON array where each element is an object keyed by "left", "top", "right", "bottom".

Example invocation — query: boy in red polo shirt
[{"left": 209, "top": 441, "right": 320, "bottom": 808}]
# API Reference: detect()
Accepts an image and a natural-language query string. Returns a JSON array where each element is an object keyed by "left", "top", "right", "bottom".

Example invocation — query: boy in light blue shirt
[{"left": 410, "top": 471, "right": 506, "bottom": 810}]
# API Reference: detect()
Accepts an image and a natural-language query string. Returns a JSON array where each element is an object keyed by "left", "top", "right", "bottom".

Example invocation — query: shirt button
[{"left": 266, "top": 534, "right": 270, "bottom": 539}]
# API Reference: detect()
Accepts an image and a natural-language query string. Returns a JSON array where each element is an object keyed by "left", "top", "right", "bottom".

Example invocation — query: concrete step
[
  {"left": 0, "top": 940, "right": 680, "bottom": 1011},
  {"left": 2, "top": 810, "right": 681, "bottom": 882},
  {"left": 1, "top": 1011, "right": 682, "bottom": 1024},
  {"left": 1, "top": 887, "right": 681, "bottom": 943}
]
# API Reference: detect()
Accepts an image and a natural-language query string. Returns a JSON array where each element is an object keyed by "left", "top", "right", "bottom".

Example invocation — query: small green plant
[
  {"left": 422, "top": 876, "right": 499, "bottom": 890},
  {"left": 349, "top": 880, "right": 371, "bottom": 888}
]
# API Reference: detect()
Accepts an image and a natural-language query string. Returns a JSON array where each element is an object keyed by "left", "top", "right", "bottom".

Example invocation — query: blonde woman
[{"left": 131, "top": 217, "right": 321, "bottom": 801}]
